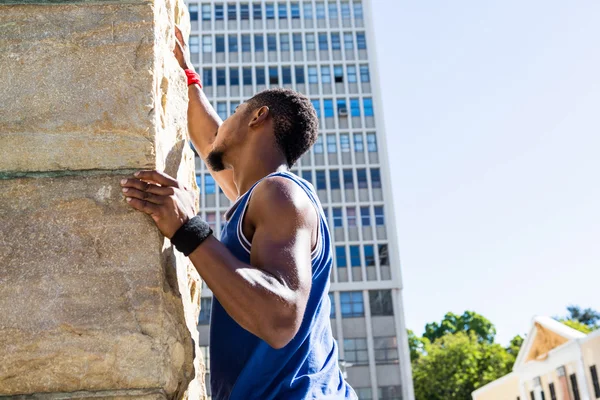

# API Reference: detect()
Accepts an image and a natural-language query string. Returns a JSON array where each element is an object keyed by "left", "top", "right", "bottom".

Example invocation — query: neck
[{"left": 231, "top": 147, "right": 288, "bottom": 197}]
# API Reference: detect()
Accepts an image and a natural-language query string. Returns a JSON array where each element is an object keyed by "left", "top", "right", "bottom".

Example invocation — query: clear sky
[{"left": 370, "top": 1, "right": 600, "bottom": 345}]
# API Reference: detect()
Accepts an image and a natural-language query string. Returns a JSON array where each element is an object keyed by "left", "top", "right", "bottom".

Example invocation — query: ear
[{"left": 248, "top": 106, "right": 270, "bottom": 128}]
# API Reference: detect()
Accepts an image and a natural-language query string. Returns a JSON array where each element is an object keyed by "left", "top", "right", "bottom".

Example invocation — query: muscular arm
[{"left": 188, "top": 177, "right": 317, "bottom": 349}]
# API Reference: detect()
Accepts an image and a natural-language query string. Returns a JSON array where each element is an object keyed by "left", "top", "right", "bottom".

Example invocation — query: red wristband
[{"left": 184, "top": 69, "right": 202, "bottom": 88}]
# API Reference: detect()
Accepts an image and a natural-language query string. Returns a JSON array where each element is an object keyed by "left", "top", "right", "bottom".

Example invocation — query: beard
[{"left": 206, "top": 149, "right": 226, "bottom": 172}]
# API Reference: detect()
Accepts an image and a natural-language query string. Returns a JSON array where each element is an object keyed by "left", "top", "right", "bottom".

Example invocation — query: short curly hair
[{"left": 245, "top": 88, "right": 319, "bottom": 167}]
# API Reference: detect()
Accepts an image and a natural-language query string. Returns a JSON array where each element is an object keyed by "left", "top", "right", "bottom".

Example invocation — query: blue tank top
[{"left": 209, "top": 171, "right": 356, "bottom": 400}]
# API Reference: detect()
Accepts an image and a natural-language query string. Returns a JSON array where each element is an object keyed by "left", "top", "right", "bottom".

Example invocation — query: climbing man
[{"left": 119, "top": 27, "right": 357, "bottom": 399}]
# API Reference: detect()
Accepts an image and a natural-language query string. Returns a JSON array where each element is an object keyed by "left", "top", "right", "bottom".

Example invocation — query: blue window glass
[
  {"left": 324, "top": 99, "right": 334, "bottom": 117},
  {"left": 360, "top": 65, "right": 370, "bottom": 82},
  {"left": 303, "top": 2, "right": 313, "bottom": 19},
  {"left": 195, "top": 175, "right": 202, "bottom": 193},
  {"left": 313, "top": 135, "right": 324, "bottom": 153},
  {"left": 230, "top": 68, "right": 239, "bottom": 85},
  {"left": 278, "top": 2, "right": 287, "bottom": 19},
  {"left": 340, "top": 291, "right": 364, "bottom": 318},
  {"left": 374, "top": 206, "right": 384, "bottom": 225},
  {"left": 269, "top": 66, "right": 278, "bottom": 85},
  {"left": 350, "top": 98, "right": 360, "bottom": 116},
  {"left": 293, "top": 33, "right": 303, "bottom": 51},
  {"left": 301, "top": 170, "right": 312, "bottom": 184},
  {"left": 356, "top": 32, "right": 367, "bottom": 49},
  {"left": 202, "top": 68, "right": 213, "bottom": 86},
  {"left": 357, "top": 168, "right": 367, "bottom": 189},
  {"left": 215, "top": 4, "right": 224, "bottom": 20},
  {"left": 230, "top": 102, "right": 239, "bottom": 117},
  {"left": 329, "top": 170, "right": 340, "bottom": 190},
  {"left": 308, "top": 66, "right": 318, "bottom": 83},
  {"left": 354, "top": 1, "right": 364, "bottom": 19},
  {"left": 334, "top": 66, "right": 344, "bottom": 83},
  {"left": 343, "top": 169, "right": 354, "bottom": 189},
  {"left": 266, "top": 3, "right": 275, "bottom": 19},
  {"left": 336, "top": 246, "right": 347, "bottom": 268},
  {"left": 253, "top": 2, "right": 262, "bottom": 19},
  {"left": 316, "top": 170, "right": 327, "bottom": 190},
  {"left": 327, "top": 134, "right": 336, "bottom": 153},
  {"left": 318, "top": 33, "right": 328, "bottom": 51},
  {"left": 344, "top": 32, "right": 354, "bottom": 50},
  {"left": 354, "top": 133, "right": 364, "bottom": 152},
  {"left": 329, "top": 293, "right": 336, "bottom": 318},
  {"left": 364, "top": 245, "right": 375, "bottom": 266},
  {"left": 228, "top": 35, "right": 238, "bottom": 52},
  {"left": 341, "top": 2, "right": 351, "bottom": 19},
  {"left": 241, "top": 34, "right": 251, "bottom": 52},
  {"left": 216, "top": 68, "right": 226, "bottom": 86},
  {"left": 189, "top": 4, "right": 198, "bottom": 21},
  {"left": 204, "top": 175, "right": 216, "bottom": 194},
  {"left": 227, "top": 3, "right": 237, "bottom": 20},
  {"left": 340, "top": 133, "right": 350, "bottom": 152},
  {"left": 201, "top": 36, "right": 211, "bottom": 53},
  {"left": 254, "top": 34, "right": 264, "bottom": 52},
  {"left": 360, "top": 206, "right": 370, "bottom": 226},
  {"left": 311, "top": 99, "right": 321, "bottom": 118},
  {"left": 331, "top": 33, "right": 341, "bottom": 50},
  {"left": 241, "top": 4, "right": 250, "bottom": 19},
  {"left": 367, "top": 133, "right": 377, "bottom": 152},
  {"left": 199, "top": 297, "right": 212, "bottom": 324},
  {"left": 347, "top": 65, "right": 357, "bottom": 82},
  {"left": 216, "top": 102, "right": 227, "bottom": 120},
  {"left": 282, "top": 67, "right": 292, "bottom": 84},
  {"left": 190, "top": 36, "right": 199, "bottom": 55},
  {"left": 215, "top": 35, "right": 225, "bottom": 52},
  {"left": 243, "top": 67, "right": 252, "bottom": 85},
  {"left": 201, "top": 4, "right": 211, "bottom": 20},
  {"left": 333, "top": 207, "right": 343, "bottom": 227},
  {"left": 256, "top": 67, "right": 266, "bottom": 85},
  {"left": 295, "top": 66, "right": 305, "bottom": 84},
  {"left": 291, "top": 2, "right": 300, "bottom": 19},
  {"left": 328, "top": 2, "right": 338, "bottom": 20},
  {"left": 337, "top": 99, "right": 347, "bottom": 115},
  {"left": 371, "top": 168, "right": 381, "bottom": 188},
  {"left": 280, "top": 33, "right": 290, "bottom": 51},
  {"left": 363, "top": 98, "right": 374, "bottom": 116},
  {"left": 316, "top": 2, "right": 325, "bottom": 19},
  {"left": 267, "top": 34, "right": 277, "bottom": 51},
  {"left": 350, "top": 245, "right": 360, "bottom": 267}
]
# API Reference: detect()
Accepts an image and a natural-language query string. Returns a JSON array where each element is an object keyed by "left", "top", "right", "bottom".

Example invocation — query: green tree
[
  {"left": 412, "top": 332, "right": 512, "bottom": 400},
  {"left": 505, "top": 335, "right": 524, "bottom": 369},
  {"left": 561, "top": 319, "right": 594, "bottom": 334},
  {"left": 423, "top": 311, "right": 497, "bottom": 344},
  {"left": 407, "top": 329, "right": 429, "bottom": 362},
  {"left": 560, "top": 305, "right": 600, "bottom": 330}
]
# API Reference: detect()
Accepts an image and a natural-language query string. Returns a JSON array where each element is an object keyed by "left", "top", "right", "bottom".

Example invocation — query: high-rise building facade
[{"left": 186, "top": 1, "right": 414, "bottom": 399}]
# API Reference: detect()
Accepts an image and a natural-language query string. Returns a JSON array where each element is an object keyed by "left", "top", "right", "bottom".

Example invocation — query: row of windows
[
  {"left": 315, "top": 133, "right": 377, "bottom": 154},
  {"left": 200, "top": 64, "right": 369, "bottom": 88},
  {"left": 331, "top": 205, "right": 385, "bottom": 228},
  {"left": 334, "top": 243, "right": 387, "bottom": 269},
  {"left": 189, "top": 1, "right": 363, "bottom": 22},
  {"left": 353, "top": 386, "right": 402, "bottom": 400},
  {"left": 343, "top": 336, "right": 398, "bottom": 365},
  {"left": 331, "top": 289, "right": 394, "bottom": 318},
  {"left": 191, "top": 31, "right": 367, "bottom": 54}
]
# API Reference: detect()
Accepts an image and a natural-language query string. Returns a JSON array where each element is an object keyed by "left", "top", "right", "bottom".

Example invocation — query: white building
[{"left": 185, "top": 1, "right": 414, "bottom": 398}]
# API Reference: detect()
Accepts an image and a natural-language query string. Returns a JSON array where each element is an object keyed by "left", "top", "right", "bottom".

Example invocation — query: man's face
[{"left": 207, "top": 102, "right": 252, "bottom": 172}]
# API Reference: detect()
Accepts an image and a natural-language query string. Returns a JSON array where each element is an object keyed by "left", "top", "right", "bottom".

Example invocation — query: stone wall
[{"left": 0, "top": 0, "right": 204, "bottom": 398}]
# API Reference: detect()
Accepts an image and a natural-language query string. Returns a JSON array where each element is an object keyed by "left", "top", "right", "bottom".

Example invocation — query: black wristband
[{"left": 170, "top": 215, "right": 213, "bottom": 256}]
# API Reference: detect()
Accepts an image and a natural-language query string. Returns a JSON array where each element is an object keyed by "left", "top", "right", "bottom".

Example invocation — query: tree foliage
[{"left": 423, "top": 311, "right": 497, "bottom": 344}]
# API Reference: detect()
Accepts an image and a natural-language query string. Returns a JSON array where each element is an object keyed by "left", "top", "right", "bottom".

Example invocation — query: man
[{"left": 120, "top": 28, "right": 356, "bottom": 399}]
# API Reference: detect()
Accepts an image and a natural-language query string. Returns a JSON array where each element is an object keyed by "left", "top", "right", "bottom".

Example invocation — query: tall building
[{"left": 185, "top": 1, "right": 414, "bottom": 399}]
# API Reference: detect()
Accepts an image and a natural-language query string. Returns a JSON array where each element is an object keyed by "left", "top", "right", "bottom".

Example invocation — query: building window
[
  {"left": 303, "top": 2, "right": 313, "bottom": 19},
  {"left": 549, "top": 383, "right": 557, "bottom": 400},
  {"left": 201, "top": 35, "right": 212, "bottom": 53},
  {"left": 340, "top": 291, "right": 364, "bottom": 317},
  {"left": 336, "top": 246, "right": 347, "bottom": 267},
  {"left": 360, "top": 206, "right": 370, "bottom": 226},
  {"left": 199, "top": 297, "right": 212, "bottom": 324},
  {"left": 378, "top": 386, "right": 401, "bottom": 400},
  {"left": 364, "top": 97, "right": 374, "bottom": 116},
  {"left": 364, "top": 245, "right": 375, "bottom": 266},
  {"left": 254, "top": 34, "right": 264, "bottom": 52},
  {"left": 357, "top": 32, "right": 367, "bottom": 49},
  {"left": 332, "top": 207, "right": 343, "bottom": 227},
  {"left": 350, "top": 245, "right": 360, "bottom": 266},
  {"left": 269, "top": 66, "right": 279, "bottom": 85},
  {"left": 256, "top": 67, "right": 266, "bottom": 85},
  {"left": 318, "top": 33, "right": 328, "bottom": 51},
  {"left": 291, "top": 2, "right": 300, "bottom": 19},
  {"left": 347, "top": 207, "right": 357, "bottom": 227},
  {"left": 215, "top": 3, "right": 224, "bottom": 20},
  {"left": 266, "top": 2, "right": 275, "bottom": 19},
  {"left": 354, "top": 133, "right": 364, "bottom": 152},
  {"left": 333, "top": 66, "right": 344, "bottom": 83},
  {"left": 230, "top": 68, "right": 239, "bottom": 85},
  {"left": 293, "top": 33, "right": 303, "bottom": 51},
  {"left": 301, "top": 170, "right": 312, "bottom": 184},
  {"left": 321, "top": 66, "right": 332, "bottom": 84},
  {"left": 204, "top": 174, "right": 216, "bottom": 194},
  {"left": 306, "top": 33, "right": 316, "bottom": 51},
  {"left": 199, "top": 345, "right": 210, "bottom": 373},
  {"left": 201, "top": 4, "right": 211, "bottom": 20},
  {"left": 281, "top": 66, "right": 292, "bottom": 84},
  {"left": 329, "top": 170, "right": 340, "bottom": 190},
  {"left": 216, "top": 68, "right": 226, "bottom": 86},
  {"left": 354, "top": 1, "right": 364, "bottom": 19},
  {"left": 314, "top": 135, "right": 324, "bottom": 153},
  {"left": 267, "top": 34, "right": 277, "bottom": 51},
  {"left": 253, "top": 2, "right": 262, "bottom": 19},
  {"left": 328, "top": 1, "right": 338, "bottom": 20},
  {"left": 190, "top": 36, "right": 199, "bottom": 56},
  {"left": 379, "top": 244, "right": 389, "bottom": 266},
  {"left": 240, "top": 3, "right": 250, "bottom": 19},
  {"left": 280, "top": 33, "right": 290, "bottom": 51},
  {"left": 324, "top": 99, "right": 334, "bottom": 118},
  {"left": 331, "top": 33, "right": 341, "bottom": 50},
  {"left": 214, "top": 35, "right": 225, "bottom": 53},
  {"left": 357, "top": 168, "right": 367, "bottom": 188},
  {"left": 374, "top": 336, "right": 399, "bottom": 363},
  {"left": 329, "top": 293, "right": 336, "bottom": 317},
  {"left": 344, "top": 32, "right": 354, "bottom": 50},
  {"left": 189, "top": 4, "right": 198, "bottom": 21},
  {"left": 216, "top": 101, "right": 227, "bottom": 120},
  {"left": 295, "top": 66, "right": 305, "bottom": 84},
  {"left": 202, "top": 68, "right": 213, "bottom": 86},
  {"left": 354, "top": 388, "right": 372, "bottom": 400},
  {"left": 350, "top": 98, "right": 360, "bottom": 117},
  {"left": 343, "top": 169, "right": 354, "bottom": 189},
  {"left": 374, "top": 206, "right": 384, "bottom": 225},
  {"left": 316, "top": 1, "right": 326, "bottom": 19},
  {"left": 347, "top": 65, "right": 357, "bottom": 83},
  {"left": 344, "top": 338, "right": 369, "bottom": 365},
  {"left": 370, "top": 290, "right": 393, "bottom": 316},
  {"left": 230, "top": 101, "right": 239, "bottom": 116},
  {"left": 227, "top": 3, "right": 237, "bottom": 20},
  {"left": 308, "top": 66, "right": 318, "bottom": 83},
  {"left": 371, "top": 168, "right": 381, "bottom": 188},
  {"left": 195, "top": 174, "right": 202, "bottom": 192},
  {"left": 311, "top": 99, "right": 321, "bottom": 118},
  {"left": 340, "top": 134, "right": 350, "bottom": 152},
  {"left": 316, "top": 170, "right": 327, "bottom": 190},
  {"left": 205, "top": 211, "right": 216, "bottom": 231},
  {"left": 591, "top": 365, "right": 600, "bottom": 398},
  {"left": 243, "top": 67, "right": 252, "bottom": 85},
  {"left": 570, "top": 374, "right": 581, "bottom": 400},
  {"left": 241, "top": 34, "right": 251, "bottom": 52},
  {"left": 367, "top": 133, "right": 378, "bottom": 152},
  {"left": 278, "top": 2, "right": 287, "bottom": 19},
  {"left": 360, "top": 65, "right": 370, "bottom": 82},
  {"left": 327, "top": 134, "right": 337, "bottom": 153}
]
